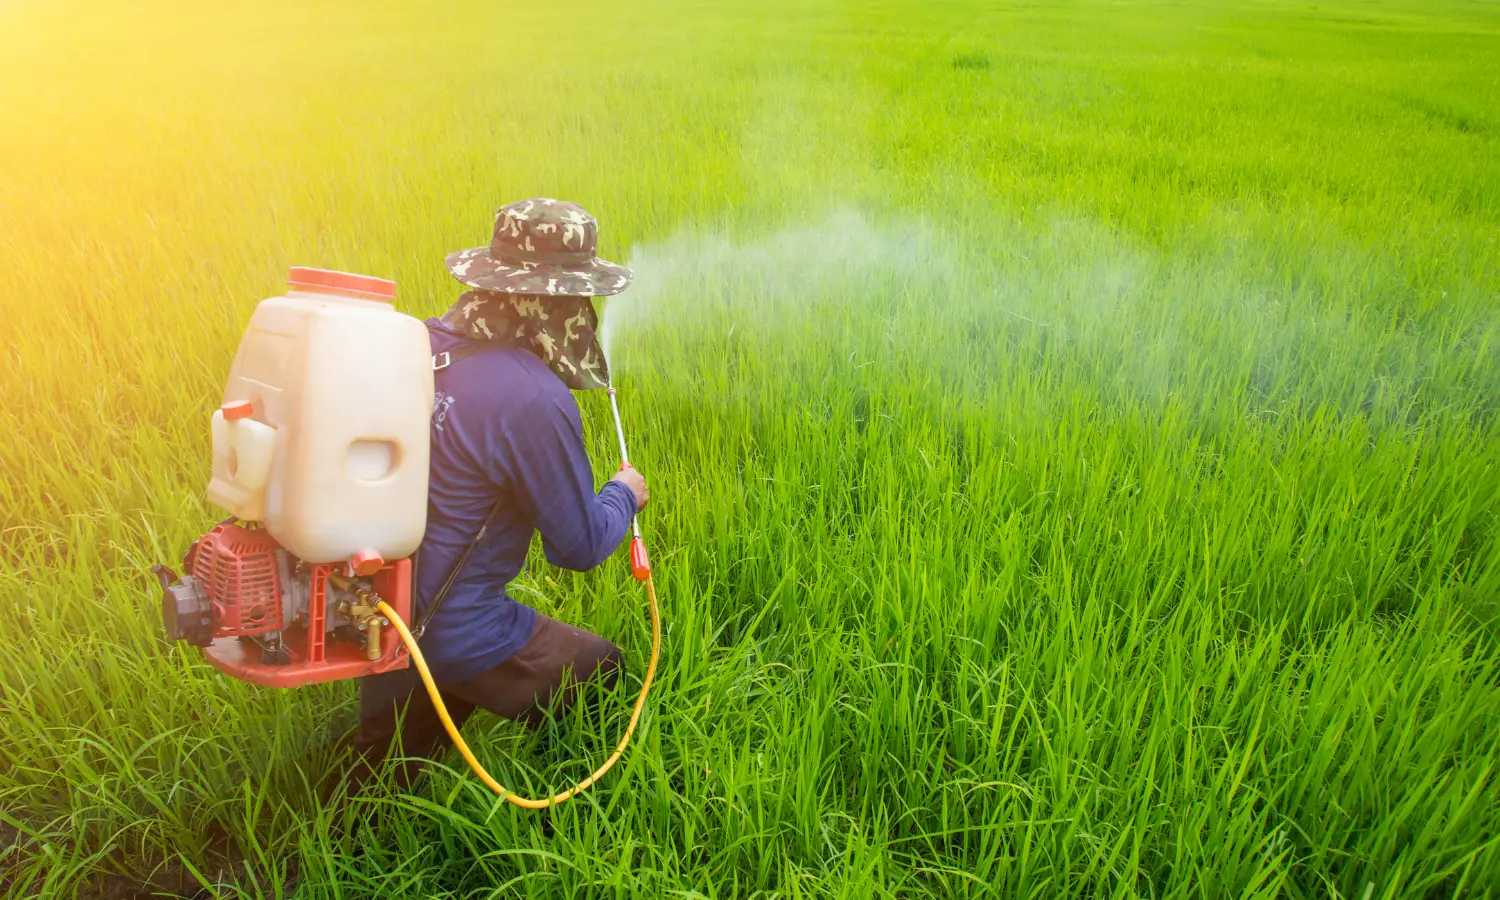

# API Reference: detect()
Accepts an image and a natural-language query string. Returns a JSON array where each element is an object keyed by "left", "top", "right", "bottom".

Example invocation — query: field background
[{"left": 2, "top": 0, "right": 1498, "bottom": 896}]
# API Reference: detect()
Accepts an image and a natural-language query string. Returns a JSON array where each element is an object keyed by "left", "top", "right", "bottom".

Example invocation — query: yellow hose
[{"left": 375, "top": 572, "right": 660, "bottom": 809}]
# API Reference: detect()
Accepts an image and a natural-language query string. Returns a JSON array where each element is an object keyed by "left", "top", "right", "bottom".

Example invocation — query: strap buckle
[{"left": 432, "top": 351, "right": 452, "bottom": 371}]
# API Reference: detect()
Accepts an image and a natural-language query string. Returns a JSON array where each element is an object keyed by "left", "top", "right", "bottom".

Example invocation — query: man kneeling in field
[{"left": 346, "top": 198, "right": 648, "bottom": 791}]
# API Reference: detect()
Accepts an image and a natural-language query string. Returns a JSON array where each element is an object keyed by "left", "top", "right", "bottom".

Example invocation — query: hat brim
[{"left": 445, "top": 247, "right": 633, "bottom": 297}]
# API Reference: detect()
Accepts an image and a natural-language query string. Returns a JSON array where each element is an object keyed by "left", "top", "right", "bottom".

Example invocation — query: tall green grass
[{"left": 2, "top": 0, "right": 1497, "bottom": 896}]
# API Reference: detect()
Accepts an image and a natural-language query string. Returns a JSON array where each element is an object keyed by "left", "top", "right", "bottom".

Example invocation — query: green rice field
[{"left": 2, "top": 0, "right": 1498, "bottom": 896}]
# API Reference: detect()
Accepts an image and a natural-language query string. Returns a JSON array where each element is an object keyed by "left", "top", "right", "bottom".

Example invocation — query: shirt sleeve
[{"left": 504, "top": 390, "right": 636, "bottom": 572}]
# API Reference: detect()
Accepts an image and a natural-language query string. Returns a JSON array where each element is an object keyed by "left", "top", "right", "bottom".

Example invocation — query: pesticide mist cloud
[
  {"left": 597, "top": 208, "right": 1165, "bottom": 406},
  {"left": 599, "top": 208, "right": 1493, "bottom": 428},
  {"left": 600, "top": 210, "right": 952, "bottom": 372}
]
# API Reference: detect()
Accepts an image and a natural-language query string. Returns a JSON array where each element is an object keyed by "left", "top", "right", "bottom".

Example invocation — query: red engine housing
[
  {"left": 188, "top": 524, "right": 282, "bottom": 636},
  {"left": 163, "top": 521, "right": 412, "bottom": 688},
  {"left": 202, "top": 560, "right": 412, "bottom": 688}
]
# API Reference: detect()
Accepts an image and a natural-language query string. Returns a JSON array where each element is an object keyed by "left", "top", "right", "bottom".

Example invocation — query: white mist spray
[{"left": 598, "top": 210, "right": 953, "bottom": 377}]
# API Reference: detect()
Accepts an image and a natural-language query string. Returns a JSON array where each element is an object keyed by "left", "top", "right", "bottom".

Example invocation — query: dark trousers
[{"left": 345, "top": 613, "right": 623, "bottom": 793}]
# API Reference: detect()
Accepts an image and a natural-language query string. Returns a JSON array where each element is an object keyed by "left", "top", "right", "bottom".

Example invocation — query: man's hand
[{"left": 610, "top": 467, "right": 649, "bottom": 512}]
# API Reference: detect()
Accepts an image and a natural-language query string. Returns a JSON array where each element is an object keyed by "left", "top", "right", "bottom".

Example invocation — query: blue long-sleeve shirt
[{"left": 415, "top": 318, "right": 637, "bottom": 684}]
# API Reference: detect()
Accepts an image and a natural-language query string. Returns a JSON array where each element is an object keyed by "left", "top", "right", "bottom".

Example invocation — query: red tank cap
[
  {"left": 221, "top": 400, "right": 254, "bottom": 421},
  {"left": 287, "top": 267, "right": 397, "bottom": 300},
  {"left": 349, "top": 549, "right": 385, "bottom": 577}
]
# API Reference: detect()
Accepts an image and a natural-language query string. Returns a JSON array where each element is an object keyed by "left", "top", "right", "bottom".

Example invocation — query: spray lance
[
  {"left": 610, "top": 385, "right": 652, "bottom": 581},
  {"left": 374, "top": 382, "right": 661, "bottom": 809}
]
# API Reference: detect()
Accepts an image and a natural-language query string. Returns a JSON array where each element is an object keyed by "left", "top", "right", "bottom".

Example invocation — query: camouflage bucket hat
[{"left": 446, "top": 198, "right": 633, "bottom": 297}]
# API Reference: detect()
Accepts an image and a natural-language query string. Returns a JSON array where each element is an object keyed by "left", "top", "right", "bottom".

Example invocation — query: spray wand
[
  {"left": 609, "top": 385, "right": 651, "bottom": 582},
  {"left": 376, "top": 382, "right": 662, "bottom": 809}
]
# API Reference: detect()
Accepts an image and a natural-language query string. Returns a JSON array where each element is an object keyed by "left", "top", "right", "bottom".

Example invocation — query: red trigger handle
[{"left": 630, "top": 537, "right": 650, "bottom": 581}]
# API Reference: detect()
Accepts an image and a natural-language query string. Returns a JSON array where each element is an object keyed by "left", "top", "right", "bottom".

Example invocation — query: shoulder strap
[
  {"left": 412, "top": 499, "right": 502, "bottom": 639},
  {"left": 414, "top": 326, "right": 507, "bottom": 638}
]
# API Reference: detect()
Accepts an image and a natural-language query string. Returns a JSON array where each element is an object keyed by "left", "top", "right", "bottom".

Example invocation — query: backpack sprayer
[{"left": 151, "top": 267, "right": 659, "bottom": 808}]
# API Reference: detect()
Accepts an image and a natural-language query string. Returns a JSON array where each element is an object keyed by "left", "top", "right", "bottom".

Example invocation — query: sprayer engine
[{"left": 152, "top": 520, "right": 412, "bottom": 688}]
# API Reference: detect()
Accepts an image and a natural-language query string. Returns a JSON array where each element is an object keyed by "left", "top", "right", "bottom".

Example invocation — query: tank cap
[
  {"left": 349, "top": 549, "right": 385, "bottom": 577},
  {"left": 221, "top": 400, "right": 254, "bottom": 421},
  {"left": 287, "top": 267, "right": 396, "bottom": 301}
]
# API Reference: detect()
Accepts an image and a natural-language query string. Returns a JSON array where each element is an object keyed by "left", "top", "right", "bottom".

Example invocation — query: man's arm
[{"left": 507, "top": 391, "right": 640, "bottom": 571}]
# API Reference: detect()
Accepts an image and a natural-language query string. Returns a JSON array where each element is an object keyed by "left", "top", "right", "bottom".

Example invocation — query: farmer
[{"left": 346, "top": 198, "right": 647, "bottom": 791}]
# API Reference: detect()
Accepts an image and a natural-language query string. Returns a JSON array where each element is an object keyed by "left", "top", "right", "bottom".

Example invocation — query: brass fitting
[
  {"left": 365, "top": 616, "right": 382, "bottom": 660},
  {"left": 329, "top": 572, "right": 388, "bottom": 661}
]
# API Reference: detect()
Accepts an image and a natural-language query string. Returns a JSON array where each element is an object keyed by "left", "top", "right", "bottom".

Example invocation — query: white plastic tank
[{"left": 206, "top": 267, "right": 432, "bottom": 567}]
